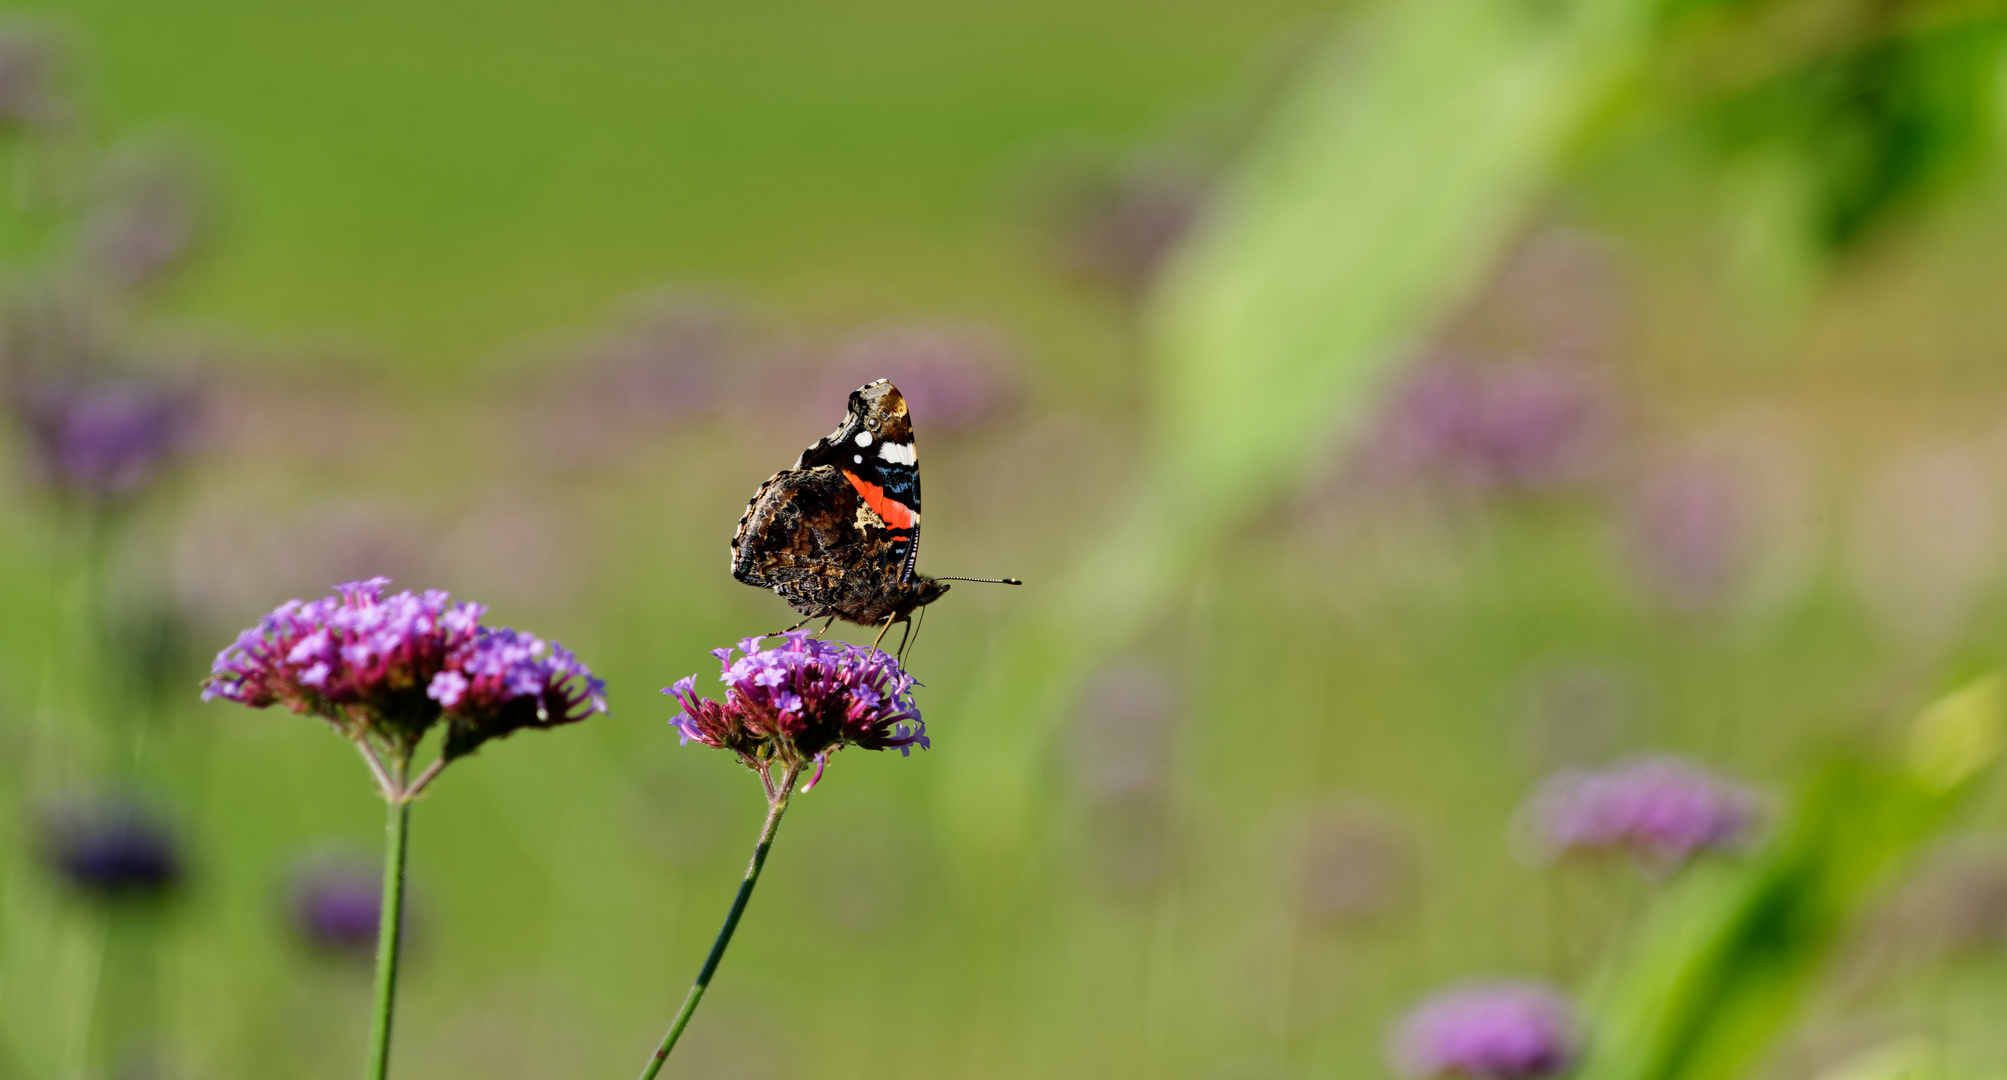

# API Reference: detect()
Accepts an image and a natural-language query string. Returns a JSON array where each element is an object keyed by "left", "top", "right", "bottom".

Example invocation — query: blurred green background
[{"left": 8, "top": 0, "right": 2007, "bottom": 1077}]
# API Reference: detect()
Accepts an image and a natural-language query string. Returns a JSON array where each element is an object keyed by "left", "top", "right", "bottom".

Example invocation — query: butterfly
[{"left": 730, "top": 379, "right": 1017, "bottom": 656}]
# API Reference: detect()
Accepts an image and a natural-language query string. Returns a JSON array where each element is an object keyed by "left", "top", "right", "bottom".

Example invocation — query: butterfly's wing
[
  {"left": 729, "top": 380, "right": 936, "bottom": 624},
  {"left": 731, "top": 465, "right": 906, "bottom": 619}
]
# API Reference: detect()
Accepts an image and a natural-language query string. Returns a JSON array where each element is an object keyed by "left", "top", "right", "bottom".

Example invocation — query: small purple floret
[
  {"left": 1530, "top": 755, "right": 1759, "bottom": 869},
  {"left": 1393, "top": 981, "right": 1580, "bottom": 1080},
  {"left": 663, "top": 633, "right": 926, "bottom": 783}
]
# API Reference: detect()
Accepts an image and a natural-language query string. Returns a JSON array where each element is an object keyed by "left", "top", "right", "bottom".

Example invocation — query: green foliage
[
  {"left": 1584, "top": 678, "right": 2007, "bottom": 1080},
  {"left": 1652, "top": 0, "right": 2007, "bottom": 253}
]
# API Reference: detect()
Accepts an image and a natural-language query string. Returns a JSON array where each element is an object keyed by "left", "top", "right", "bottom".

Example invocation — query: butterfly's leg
[
  {"left": 814, "top": 615, "right": 836, "bottom": 639},
  {"left": 767, "top": 615, "right": 815, "bottom": 637},
  {"left": 893, "top": 618, "right": 913, "bottom": 664},
  {"left": 870, "top": 613, "right": 897, "bottom": 653}
]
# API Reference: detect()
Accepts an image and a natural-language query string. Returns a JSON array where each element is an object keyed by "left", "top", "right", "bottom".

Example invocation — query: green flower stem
[
  {"left": 365, "top": 770, "right": 412, "bottom": 1080},
  {"left": 637, "top": 762, "right": 801, "bottom": 1080}
]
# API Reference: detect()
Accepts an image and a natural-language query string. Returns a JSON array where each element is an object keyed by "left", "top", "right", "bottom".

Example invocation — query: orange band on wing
[{"left": 842, "top": 471, "right": 917, "bottom": 529}]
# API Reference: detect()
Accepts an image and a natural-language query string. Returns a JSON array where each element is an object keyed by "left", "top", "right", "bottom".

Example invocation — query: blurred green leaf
[
  {"left": 1651, "top": 0, "right": 2007, "bottom": 253},
  {"left": 1907, "top": 673, "right": 2006, "bottom": 792}
]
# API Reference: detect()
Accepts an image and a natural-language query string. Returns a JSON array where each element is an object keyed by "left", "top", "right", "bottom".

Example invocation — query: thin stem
[
  {"left": 352, "top": 735, "right": 398, "bottom": 800},
  {"left": 402, "top": 756, "right": 448, "bottom": 802},
  {"left": 365, "top": 760, "right": 412, "bottom": 1080},
  {"left": 636, "top": 762, "right": 802, "bottom": 1080}
]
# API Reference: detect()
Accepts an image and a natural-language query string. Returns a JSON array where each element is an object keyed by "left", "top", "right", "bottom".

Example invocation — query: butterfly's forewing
[{"left": 795, "top": 381, "right": 921, "bottom": 583}]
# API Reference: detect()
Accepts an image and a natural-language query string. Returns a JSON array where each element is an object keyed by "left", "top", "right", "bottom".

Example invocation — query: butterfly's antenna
[{"left": 933, "top": 576, "right": 1023, "bottom": 585}]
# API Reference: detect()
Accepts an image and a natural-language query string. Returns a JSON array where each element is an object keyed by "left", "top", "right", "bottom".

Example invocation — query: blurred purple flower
[
  {"left": 289, "top": 860, "right": 382, "bottom": 954},
  {"left": 81, "top": 146, "right": 205, "bottom": 290},
  {"left": 664, "top": 633, "right": 926, "bottom": 790},
  {"left": 202, "top": 577, "right": 605, "bottom": 763},
  {"left": 1529, "top": 755, "right": 1760, "bottom": 869},
  {"left": 1624, "top": 461, "right": 1747, "bottom": 612},
  {"left": 1298, "top": 804, "right": 1416, "bottom": 925},
  {"left": 822, "top": 323, "right": 1021, "bottom": 433},
  {"left": 578, "top": 292, "right": 741, "bottom": 418},
  {"left": 1059, "top": 157, "right": 1208, "bottom": 297},
  {"left": 1066, "top": 661, "right": 1181, "bottom": 893},
  {"left": 0, "top": 27, "right": 62, "bottom": 129},
  {"left": 1490, "top": 230, "right": 1627, "bottom": 365},
  {"left": 1363, "top": 358, "right": 1612, "bottom": 493},
  {"left": 1392, "top": 981, "right": 1580, "bottom": 1080},
  {"left": 17, "top": 377, "right": 189, "bottom": 501},
  {"left": 39, "top": 798, "right": 183, "bottom": 902},
  {"left": 1067, "top": 660, "right": 1178, "bottom": 804},
  {"left": 1511, "top": 659, "right": 1645, "bottom": 772}
]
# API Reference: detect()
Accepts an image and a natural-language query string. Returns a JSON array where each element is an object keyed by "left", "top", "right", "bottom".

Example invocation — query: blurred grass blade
[
  {"left": 1581, "top": 677, "right": 2006, "bottom": 1080},
  {"left": 1147, "top": 0, "right": 1655, "bottom": 520}
]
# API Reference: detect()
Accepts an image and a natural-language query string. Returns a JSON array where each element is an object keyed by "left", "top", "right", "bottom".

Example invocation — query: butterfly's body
[{"left": 732, "top": 381, "right": 952, "bottom": 629}]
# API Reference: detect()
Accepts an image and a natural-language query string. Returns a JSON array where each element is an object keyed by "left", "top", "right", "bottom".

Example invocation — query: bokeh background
[{"left": 6, "top": 0, "right": 2007, "bottom": 1077}]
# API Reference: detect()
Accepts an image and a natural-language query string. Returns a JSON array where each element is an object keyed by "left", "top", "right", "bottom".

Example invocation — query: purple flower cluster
[
  {"left": 1529, "top": 755, "right": 1759, "bottom": 869},
  {"left": 434, "top": 626, "right": 608, "bottom": 760},
  {"left": 18, "top": 378, "right": 188, "bottom": 501},
  {"left": 1392, "top": 981, "right": 1580, "bottom": 1080},
  {"left": 203, "top": 578, "right": 605, "bottom": 760},
  {"left": 665, "top": 633, "right": 927, "bottom": 786}
]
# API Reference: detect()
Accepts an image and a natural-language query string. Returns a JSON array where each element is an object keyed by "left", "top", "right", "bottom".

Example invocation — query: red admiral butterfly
[{"left": 731, "top": 379, "right": 1018, "bottom": 653}]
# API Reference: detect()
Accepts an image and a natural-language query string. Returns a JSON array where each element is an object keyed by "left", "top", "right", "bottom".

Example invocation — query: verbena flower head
[
  {"left": 202, "top": 577, "right": 606, "bottom": 766},
  {"left": 289, "top": 859, "right": 383, "bottom": 955},
  {"left": 40, "top": 798, "right": 183, "bottom": 902},
  {"left": 664, "top": 633, "right": 926, "bottom": 788},
  {"left": 19, "top": 378, "right": 188, "bottom": 501},
  {"left": 1529, "top": 754, "right": 1759, "bottom": 869},
  {"left": 1392, "top": 981, "right": 1580, "bottom": 1080}
]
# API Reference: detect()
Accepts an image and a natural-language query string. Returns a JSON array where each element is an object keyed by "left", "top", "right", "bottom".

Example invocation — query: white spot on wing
[
  {"left": 855, "top": 432, "right": 873, "bottom": 447},
  {"left": 878, "top": 441, "right": 917, "bottom": 465},
  {"left": 853, "top": 454, "right": 863, "bottom": 464}
]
